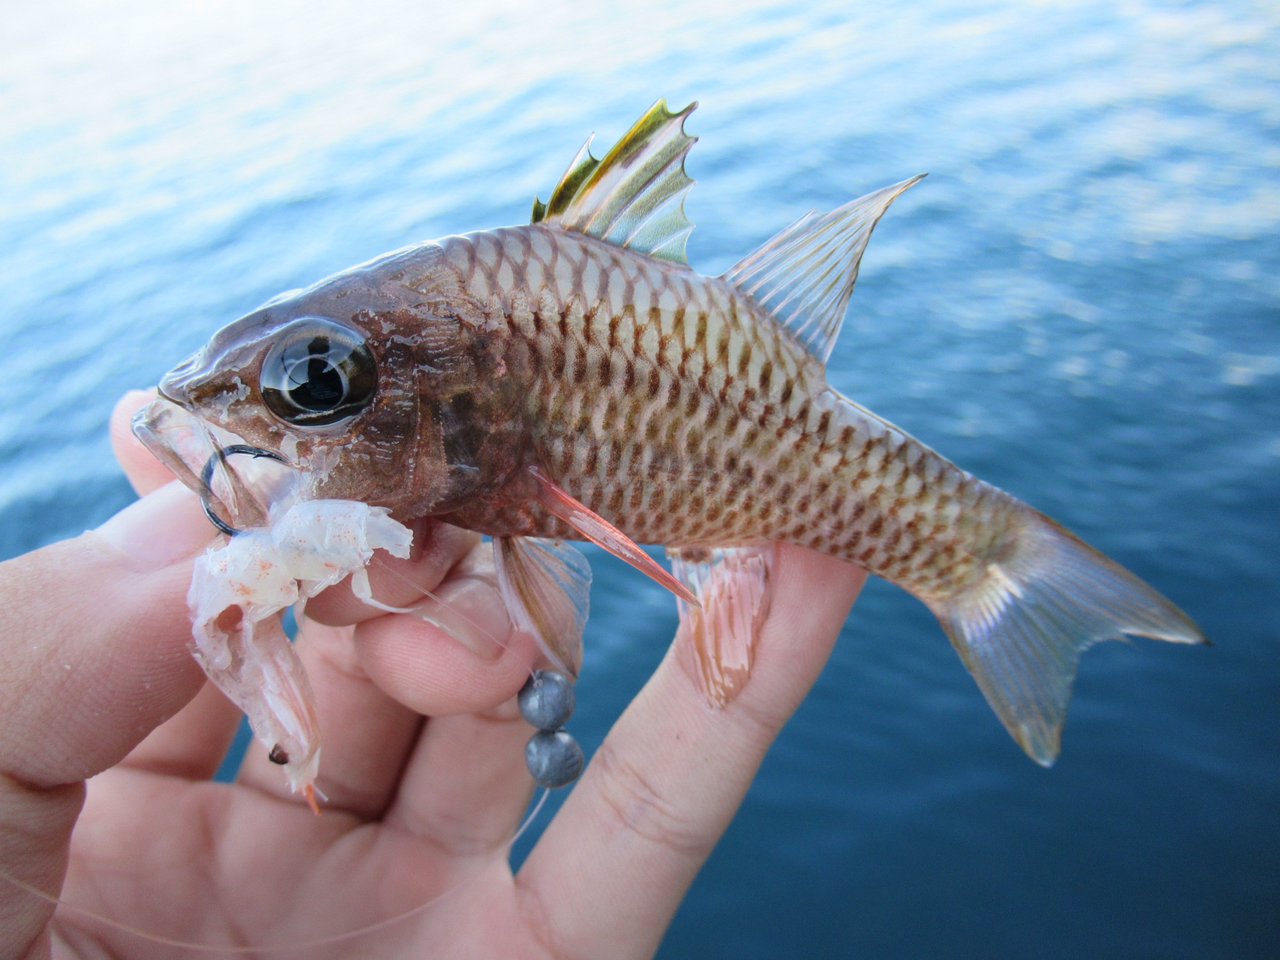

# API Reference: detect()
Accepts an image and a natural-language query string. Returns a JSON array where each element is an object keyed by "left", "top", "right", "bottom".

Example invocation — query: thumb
[
  {"left": 0, "top": 481, "right": 217, "bottom": 790},
  {"left": 0, "top": 482, "right": 214, "bottom": 949}
]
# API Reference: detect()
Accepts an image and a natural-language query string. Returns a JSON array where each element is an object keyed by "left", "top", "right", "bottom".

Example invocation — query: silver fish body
[{"left": 423, "top": 223, "right": 1019, "bottom": 607}]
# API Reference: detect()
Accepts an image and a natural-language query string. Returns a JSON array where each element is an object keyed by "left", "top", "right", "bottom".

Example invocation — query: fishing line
[
  {"left": 0, "top": 789, "right": 553, "bottom": 954},
  {"left": 368, "top": 552, "right": 509, "bottom": 651}
]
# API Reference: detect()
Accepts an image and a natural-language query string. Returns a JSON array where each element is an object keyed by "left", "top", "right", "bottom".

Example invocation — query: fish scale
[
  {"left": 442, "top": 223, "right": 1019, "bottom": 603},
  {"left": 147, "top": 99, "right": 1203, "bottom": 770}
]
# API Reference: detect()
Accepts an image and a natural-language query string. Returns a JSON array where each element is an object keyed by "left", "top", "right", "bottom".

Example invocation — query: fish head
[{"left": 143, "top": 243, "right": 526, "bottom": 522}]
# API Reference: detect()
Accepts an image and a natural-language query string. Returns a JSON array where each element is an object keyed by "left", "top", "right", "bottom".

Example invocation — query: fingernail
[
  {"left": 418, "top": 576, "right": 512, "bottom": 661},
  {"left": 93, "top": 481, "right": 217, "bottom": 570}
]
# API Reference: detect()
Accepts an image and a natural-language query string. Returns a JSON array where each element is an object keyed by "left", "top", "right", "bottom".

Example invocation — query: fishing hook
[{"left": 199, "top": 444, "right": 290, "bottom": 537}]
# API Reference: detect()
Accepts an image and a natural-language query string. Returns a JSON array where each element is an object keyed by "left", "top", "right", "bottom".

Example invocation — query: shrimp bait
[{"left": 189, "top": 498, "right": 413, "bottom": 802}]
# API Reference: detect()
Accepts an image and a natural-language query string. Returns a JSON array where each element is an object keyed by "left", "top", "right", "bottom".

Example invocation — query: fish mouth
[
  {"left": 157, "top": 357, "right": 197, "bottom": 406},
  {"left": 133, "top": 396, "right": 300, "bottom": 533}
]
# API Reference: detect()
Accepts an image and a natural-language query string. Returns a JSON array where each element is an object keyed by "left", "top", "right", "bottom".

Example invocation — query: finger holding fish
[
  {"left": 232, "top": 617, "right": 429, "bottom": 821},
  {"left": 302, "top": 519, "right": 482, "bottom": 627},
  {"left": 516, "top": 546, "right": 867, "bottom": 959},
  {"left": 351, "top": 595, "right": 540, "bottom": 719}
]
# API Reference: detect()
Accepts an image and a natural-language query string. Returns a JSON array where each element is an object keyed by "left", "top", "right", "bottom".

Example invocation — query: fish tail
[{"left": 928, "top": 512, "right": 1206, "bottom": 765}]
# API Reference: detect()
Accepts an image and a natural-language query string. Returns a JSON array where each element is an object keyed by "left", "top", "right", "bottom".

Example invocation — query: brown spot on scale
[
  {"left": 692, "top": 310, "right": 709, "bottom": 356},
  {"left": 704, "top": 401, "right": 721, "bottom": 431},
  {"left": 684, "top": 430, "right": 703, "bottom": 459},
  {"left": 758, "top": 359, "right": 774, "bottom": 393},
  {"left": 647, "top": 367, "right": 662, "bottom": 399},
  {"left": 714, "top": 327, "right": 731, "bottom": 365}
]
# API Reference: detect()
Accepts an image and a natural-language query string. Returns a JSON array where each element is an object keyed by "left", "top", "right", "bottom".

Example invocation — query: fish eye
[{"left": 260, "top": 318, "right": 377, "bottom": 427}]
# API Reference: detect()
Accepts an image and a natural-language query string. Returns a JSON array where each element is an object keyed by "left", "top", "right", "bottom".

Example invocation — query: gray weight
[
  {"left": 525, "top": 729, "right": 585, "bottom": 788},
  {"left": 518, "top": 670, "right": 576, "bottom": 731}
]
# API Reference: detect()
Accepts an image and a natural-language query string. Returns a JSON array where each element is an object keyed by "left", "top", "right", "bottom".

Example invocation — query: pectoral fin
[
  {"left": 668, "top": 545, "right": 776, "bottom": 707},
  {"left": 493, "top": 535, "right": 592, "bottom": 677},
  {"left": 527, "top": 465, "right": 698, "bottom": 606}
]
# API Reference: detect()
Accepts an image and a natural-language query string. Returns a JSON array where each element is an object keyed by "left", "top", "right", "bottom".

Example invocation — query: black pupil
[
  {"left": 261, "top": 319, "right": 376, "bottom": 427},
  {"left": 289, "top": 339, "right": 344, "bottom": 410}
]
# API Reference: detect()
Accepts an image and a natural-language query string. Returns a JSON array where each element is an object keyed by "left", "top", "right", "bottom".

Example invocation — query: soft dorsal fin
[
  {"left": 722, "top": 175, "right": 925, "bottom": 363},
  {"left": 531, "top": 100, "right": 698, "bottom": 265}
]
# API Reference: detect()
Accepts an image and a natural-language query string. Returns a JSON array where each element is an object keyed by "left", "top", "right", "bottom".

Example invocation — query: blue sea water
[{"left": 1, "top": 0, "right": 1276, "bottom": 956}]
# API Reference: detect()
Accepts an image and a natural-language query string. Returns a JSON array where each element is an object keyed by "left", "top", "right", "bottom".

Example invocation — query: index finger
[{"left": 515, "top": 545, "right": 867, "bottom": 959}]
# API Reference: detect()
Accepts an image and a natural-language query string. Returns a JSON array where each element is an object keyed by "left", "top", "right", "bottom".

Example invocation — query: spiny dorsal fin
[
  {"left": 722, "top": 175, "right": 925, "bottom": 364},
  {"left": 531, "top": 100, "right": 698, "bottom": 265}
]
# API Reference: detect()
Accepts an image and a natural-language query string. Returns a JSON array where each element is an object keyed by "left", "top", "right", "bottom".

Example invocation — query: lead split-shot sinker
[{"left": 520, "top": 670, "right": 583, "bottom": 788}]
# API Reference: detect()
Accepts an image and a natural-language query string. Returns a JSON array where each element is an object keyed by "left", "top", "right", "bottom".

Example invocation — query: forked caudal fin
[{"left": 930, "top": 514, "right": 1206, "bottom": 765}]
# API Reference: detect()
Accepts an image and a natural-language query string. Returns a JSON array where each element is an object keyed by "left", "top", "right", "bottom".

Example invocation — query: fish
[{"left": 136, "top": 100, "right": 1204, "bottom": 789}]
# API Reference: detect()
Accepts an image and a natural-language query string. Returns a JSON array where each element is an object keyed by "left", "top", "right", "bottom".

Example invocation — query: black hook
[{"left": 199, "top": 444, "right": 291, "bottom": 537}]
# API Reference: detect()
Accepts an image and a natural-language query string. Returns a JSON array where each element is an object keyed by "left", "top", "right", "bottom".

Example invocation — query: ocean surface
[{"left": 1, "top": 0, "right": 1276, "bottom": 956}]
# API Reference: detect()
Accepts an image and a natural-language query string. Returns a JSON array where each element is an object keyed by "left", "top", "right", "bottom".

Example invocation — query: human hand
[{"left": 0, "top": 391, "right": 867, "bottom": 959}]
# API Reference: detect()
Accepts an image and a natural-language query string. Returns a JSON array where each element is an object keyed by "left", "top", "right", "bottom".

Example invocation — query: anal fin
[{"left": 668, "top": 545, "right": 776, "bottom": 708}]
